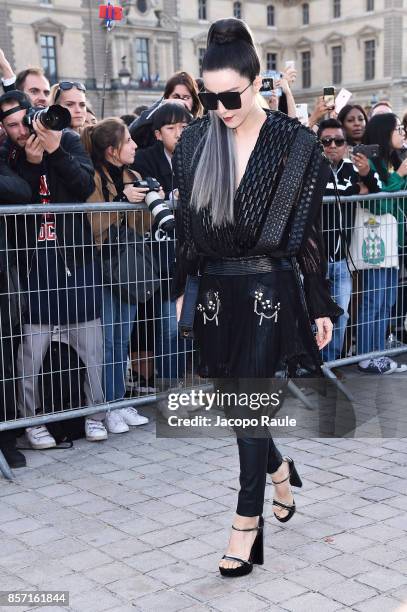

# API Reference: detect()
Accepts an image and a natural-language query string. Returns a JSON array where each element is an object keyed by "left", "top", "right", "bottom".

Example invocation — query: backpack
[{"left": 38, "top": 341, "right": 86, "bottom": 442}]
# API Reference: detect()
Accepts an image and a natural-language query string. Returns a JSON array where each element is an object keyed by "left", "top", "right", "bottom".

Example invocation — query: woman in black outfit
[{"left": 173, "top": 18, "right": 342, "bottom": 577}]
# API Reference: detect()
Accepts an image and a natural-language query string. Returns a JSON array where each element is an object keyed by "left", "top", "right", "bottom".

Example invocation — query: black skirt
[{"left": 194, "top": 268, "right": 322, "bottom": 379}]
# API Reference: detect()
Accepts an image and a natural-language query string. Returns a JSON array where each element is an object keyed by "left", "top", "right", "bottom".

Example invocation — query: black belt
[{"left": 203, "top": 256, "right": 292, "bottom": 275}]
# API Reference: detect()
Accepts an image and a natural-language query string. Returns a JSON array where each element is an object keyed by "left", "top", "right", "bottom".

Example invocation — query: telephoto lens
[
  {"left": 23, "top": 105, "right": 71, "bottom": 132},
  {"left": 134, "top": 177, "right": 175, "bottom": 233}
]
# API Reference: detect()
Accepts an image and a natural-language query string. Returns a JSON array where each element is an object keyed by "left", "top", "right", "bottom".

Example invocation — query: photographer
[
  {"left": 0, "top": 49, "right": 50, "bottom": 108},
  {"left": 0, "top": 161, "right": 32, "bottom": 468},
  {"left": 0, "top": 90, "right": 108, "bottom": 448},
  {"left": 132, "top": 102, "right": 192, "bottom": 381},
  {"left": 83, "top": 118, "right": 151, "bottom": 433}
]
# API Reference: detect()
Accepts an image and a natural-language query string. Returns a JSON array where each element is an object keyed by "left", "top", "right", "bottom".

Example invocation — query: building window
[
  {"left": 137, "top": 0, "right": 148, "bottom": 12},
  {"left": 135, "top": 38, "right": 150, "bottom": 80},
  {"left": 367, "top": 0, "right": 374, "bottom": 10},
  {"left": 301, "top": 50, "right": 311, "bottom": 88},
  {"left": 233, "top": 1, "right": 242, "bottom": 19},
  {"left": 333, "top": 0, "right": 341, "bottom": 18},
  {"left": 40, "top": 34, "right": 57, "bottom": 82},
  {"left": 364, "top": 39, "right": 375, "bottom": 80},
  {"left": 267, "top": 5, "right": 275, "bottom": 27},
  {"left": 266, "top": 52, "right": 277, "bottom": 71},
  {"left": 198, "top": 47, "right": 206, "bottom": 76},
  {"left": 198, "top": 0, "right": 207, "bottom": 20},
  {"left": 332, "top": 46, "right": 342, "bottom": 84},
  {"left": 302, "top": 3, "right": 309, "bottom": 25}
]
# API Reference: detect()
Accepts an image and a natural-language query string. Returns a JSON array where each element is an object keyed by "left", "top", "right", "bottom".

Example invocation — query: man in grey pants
[{"left": 0, "top": 89, "right": 109, "bottom": 449}]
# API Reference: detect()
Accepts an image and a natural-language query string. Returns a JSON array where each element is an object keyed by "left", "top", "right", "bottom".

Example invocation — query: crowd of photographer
[{"left": 0, "top": 46, "right": 406, "bottom": 469}]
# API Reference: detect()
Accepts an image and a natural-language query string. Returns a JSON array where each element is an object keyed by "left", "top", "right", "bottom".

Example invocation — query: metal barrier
[
  {"left": 0, "top": 201, "right": 196, "bottom": 479},
  {"left": 0, "top": 193, "right": 406, "bottom": 478},
  {"left": 320, "top": 191, "right": 407, "bottom": 370}
]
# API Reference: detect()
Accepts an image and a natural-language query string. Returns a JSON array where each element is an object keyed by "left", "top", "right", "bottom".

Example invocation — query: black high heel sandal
[
  {"left": 272, "top": 456, "right": 302, "bottom": 523},
  {"left": 219, "top": 515, "right": 264, "bottom": 577}
]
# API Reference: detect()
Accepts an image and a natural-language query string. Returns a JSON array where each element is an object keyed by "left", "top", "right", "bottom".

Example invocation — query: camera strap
[{"left": 0, "top": 104, "right": 28, "bottom": 121}]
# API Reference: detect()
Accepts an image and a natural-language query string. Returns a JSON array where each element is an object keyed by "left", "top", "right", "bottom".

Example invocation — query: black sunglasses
[
  {"left": 55, "top": 81, "right": 86, "bottom": 101},
  {"left": 198, "top": 82, "right": 252, "bottom": 111},
  {"left": 321, "top": 137, "right": 346, "bottom": 147}
]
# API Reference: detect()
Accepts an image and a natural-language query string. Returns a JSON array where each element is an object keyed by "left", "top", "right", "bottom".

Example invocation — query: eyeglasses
[
  {"left": 54, "top": 81, "right": 86, "bottom": 101},
  {"left": 170, "top": 93, "right": 192, "bottom": 101},
  {"left": 321, "top": 137, "right": 346, "bottom": 147},
  {"left": 198, "top": 82, "right": 252, "bottom": 111},
  {"left": 394, "top": 125, "right": 405, "bottom": 135}
]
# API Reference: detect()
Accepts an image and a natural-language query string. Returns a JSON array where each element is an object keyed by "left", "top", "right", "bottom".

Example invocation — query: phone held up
[
  {"left": 260, "top": 77, "right": 274, "bottom": 97},
  {"left": 351, "top": 144, "right": 380, "bottom": 160},
  {"left": 323, "top": 87, "right": 335, "bottom": 109}
]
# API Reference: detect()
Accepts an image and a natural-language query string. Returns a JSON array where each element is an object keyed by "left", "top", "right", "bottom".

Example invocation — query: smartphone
[
  {"left": 352, "top": 144, "right": 380, "bottom": 159},
  {"left": 295, "top": 103, "right": 309, "bottom": 126},
  {"left": 323, "top": 87, "right": 335, "bottom": 109},
  {"left": 285, "top": 60, "right": 295, "bottom": 70},
  {"left": 260, "top": 77, "right": 274, "bottom": 97},
  {"left": 335, "top": 88, "right": 352, "bottom": 114}
]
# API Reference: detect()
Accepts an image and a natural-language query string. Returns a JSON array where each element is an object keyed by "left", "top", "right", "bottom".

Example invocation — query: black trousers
[
  {"left": 0, "top": 334, "right": 18, "bottom": 450},
  {"left": 236, "top": 436, "right": 283, "bottom": 516}
]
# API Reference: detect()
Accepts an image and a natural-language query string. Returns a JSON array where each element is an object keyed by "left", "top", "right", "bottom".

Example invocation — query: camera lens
[{"left": 37, "top": 105, "right": 71, "bottom": 131}]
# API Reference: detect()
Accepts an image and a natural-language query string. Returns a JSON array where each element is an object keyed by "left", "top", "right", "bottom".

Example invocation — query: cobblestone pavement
[{"left": 1, "top": 365, "right": 407, "bottom": 612}]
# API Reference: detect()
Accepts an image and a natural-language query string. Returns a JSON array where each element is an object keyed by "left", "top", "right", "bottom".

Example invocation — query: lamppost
[{"left": 119, "top": 55, "right": 131, "bottom": 114}]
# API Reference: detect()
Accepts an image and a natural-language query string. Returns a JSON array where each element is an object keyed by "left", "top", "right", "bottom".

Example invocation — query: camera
[
  {"left": 134, "top": 177, "right": 175, "bottom": 233},
  {"left": 23, "top": 104, "right": 71, "bottom": 133}
]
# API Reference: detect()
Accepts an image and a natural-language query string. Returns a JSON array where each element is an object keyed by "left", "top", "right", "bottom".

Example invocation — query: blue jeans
[
  {"left": 322, "top": 260, "right": 353, "bottom": 362},
  {"left": 357, "top": 267, "right": 398, "bottom": 356},
  {"left": 101, "top": 288, "right": 137, "bottom": 402},
  {"left": 155, "top": 298, "right": 191, "bottom": 380}
]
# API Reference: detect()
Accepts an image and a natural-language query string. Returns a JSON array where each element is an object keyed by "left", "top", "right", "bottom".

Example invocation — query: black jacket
[
  {"left": 132, "top": 140, "right": 176, "bottom": 298},
  {"left": 323, "top": 157, "right": 382, "bottom": 262},
  {"left": 132, "top": 140, "right": 175, "bottom": 198},
  {"left": 0, "top": 129, "right": 95, "bottom": 274},
  {"left": 0, "top": 159, "right": 32, "bottom": 203}
]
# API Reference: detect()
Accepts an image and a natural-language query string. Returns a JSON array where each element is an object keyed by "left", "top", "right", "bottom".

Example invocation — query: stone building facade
[
  {"left": 0, "top": 0, "right": 406, "bottom": 115},
  {"left": 178, "top": 0, "right": 407, "bottom": 114}
]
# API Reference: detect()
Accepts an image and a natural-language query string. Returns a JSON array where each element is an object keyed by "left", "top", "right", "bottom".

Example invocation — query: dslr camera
[
  {"left": 134, "top": 177, "right": 175, "bottom": 233},
  {"left": 23, "top": 104, "right": 71, "bottom": 134}
]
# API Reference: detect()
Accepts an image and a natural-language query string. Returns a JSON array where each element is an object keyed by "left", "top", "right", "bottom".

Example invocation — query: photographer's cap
[{"left": 0, "top": 90, "right": 31, "bottom": 121}]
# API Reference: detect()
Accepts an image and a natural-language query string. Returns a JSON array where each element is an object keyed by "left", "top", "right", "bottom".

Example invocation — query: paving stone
[
  {"left": 356, "top": 568, "right": 407, "bottom": 592},
  {"left": 106, "top": 574, "right": 164, "bottom": 599},
  {"left": 282, "top": 591, "right": 343, "bottom": 611},
  {"left": 353, "top": 595, "right": 405, "bottom": 612},
  {"left": 84, "top": 561, "right": 136, "bottom": 584},
  {"left": 147, "top": 561, "right": 207, "bottom": 586},
  {"left": 61, "top": 548, "right": 114, "bottom": 572},
  {"left": 134, "top": 589, "right": 196, "bottom": 612},
  {"left": 323, "top": 553, "right": 379, "bottom": 578},
  {"left": 320, "top": 579, "right": 378, "bottom": 606},
  {"left": 288, "top": 566, "right": 344, "bottom": 591},
  {"left": 209, "top": 590, "right": 270, "bottom": 611},
  {"left": 250, "top": 577, "right": 308, "bottom": 603}
]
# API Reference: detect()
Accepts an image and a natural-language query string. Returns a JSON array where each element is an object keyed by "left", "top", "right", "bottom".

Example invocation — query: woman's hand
[
  {"left": 267, "top": 91, "right": 279, "bottom": 111},
  {"left": 352, "top": 152, "right": 370, "bottom": 177},
  {"left": 123, "top": 184, "right": 149, "bottom": 203},
  {"left": 309, "top": 97, "right": 335, "bottom": 128},
  {"left": 282, "top": 66, "right": 297, "bottom": 85},
  {"left": 176, "top": 295, "right": 184, "bottom": 322},
  {"left": 275, "top": 77, "right": 291, "bottom": 96},
  {"left": 397, "top": 158, "right": 407, "bottom": 177},
  {"left": 315, "top": 317, "right": 333, "bottom": 350}
]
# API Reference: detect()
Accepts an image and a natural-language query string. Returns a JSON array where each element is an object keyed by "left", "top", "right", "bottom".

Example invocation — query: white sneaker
[
  {"left": 120, "top": 406, "right": 149, "bottom": 426},
  {"left": 85, "top": 418, "right": 108, "bottom": 441},
  {"left": 26, "top": 425, "right": 56, "bottom": 450},
  {"left": 105, "top": 411, "right": 129, "bottom": 434}
]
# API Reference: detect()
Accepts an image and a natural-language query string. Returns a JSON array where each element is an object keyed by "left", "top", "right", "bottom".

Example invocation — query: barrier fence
[{"left": 0, "top": 193, "right": 406, "bottom": 478}]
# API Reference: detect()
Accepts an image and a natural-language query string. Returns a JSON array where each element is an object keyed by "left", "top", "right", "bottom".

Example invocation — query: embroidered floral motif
[
  {"left": 253, "top": 288, "right": 281, "bottom": 326},
  {"left": 197, "top": 290, "right": 221, "bottom": 326}
]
